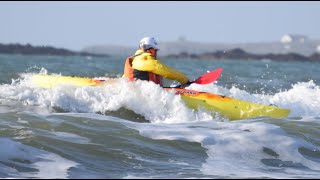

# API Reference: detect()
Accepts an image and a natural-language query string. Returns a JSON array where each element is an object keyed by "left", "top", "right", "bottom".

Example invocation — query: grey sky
[{"left": 0, "top": 1, "right": 319, "bottom": 51}]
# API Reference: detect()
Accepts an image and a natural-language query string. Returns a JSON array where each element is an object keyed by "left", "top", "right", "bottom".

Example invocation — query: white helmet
[{"left": 139, "top": 37, "right": 159, "bottom": 50}]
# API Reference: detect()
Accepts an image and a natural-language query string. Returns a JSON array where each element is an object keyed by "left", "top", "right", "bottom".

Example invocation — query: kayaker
[{"left": 122, "top": 36, "right": 189, "bottom": 87}]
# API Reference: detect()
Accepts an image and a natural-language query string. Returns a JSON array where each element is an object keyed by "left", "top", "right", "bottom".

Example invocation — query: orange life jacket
[{"left": 123, "top": 55, "right": 163, "bottom": 86}]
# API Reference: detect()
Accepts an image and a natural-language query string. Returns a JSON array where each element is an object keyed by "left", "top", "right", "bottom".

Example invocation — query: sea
[{"left": 0, "top": 53, "right": 319, "bottom": 179}]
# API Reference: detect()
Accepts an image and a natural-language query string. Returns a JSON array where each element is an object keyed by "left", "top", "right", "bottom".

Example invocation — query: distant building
[
  {"left": 280, "top": 34, "right": 308, "bottom": 44},
  {"left": 317, "top": 45, "right": 320, "bottom": 53}
]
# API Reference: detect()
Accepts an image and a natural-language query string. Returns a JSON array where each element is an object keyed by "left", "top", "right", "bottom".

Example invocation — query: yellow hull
[
  {"left": 166, "top": 88, "right": 290, "bottom": 120},
  {"left": 31, "top": 74, "right": 290, "bottom": 120}
]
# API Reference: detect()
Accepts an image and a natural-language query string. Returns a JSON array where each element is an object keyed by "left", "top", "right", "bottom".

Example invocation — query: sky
[{"left": 0, "top": 1, "right": 319, "bottom": 51}]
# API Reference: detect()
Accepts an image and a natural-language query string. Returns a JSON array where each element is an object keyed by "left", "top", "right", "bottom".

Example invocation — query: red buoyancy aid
[{"left": 123, "top": 56, "right": 135, "bottom": 81}]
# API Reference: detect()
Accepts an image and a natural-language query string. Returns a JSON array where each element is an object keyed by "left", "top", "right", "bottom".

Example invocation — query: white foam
[
  {"left": 1, "top": 74, "right": 215, "bottom": 124},
  {"left": 268, "top": 80, "right": 320, "bottom": 117},
  {"left": 125, "top": 119, "right": 320, "bottom": 178},
  {"left": 2, "top": 74, "right": 320, "bottom": 178},
  {"left": 1, "top": 73, "right": 320, "bottom": 123},
  {"left": 0, "top": 138, "right": 78, "bottom": 178}
]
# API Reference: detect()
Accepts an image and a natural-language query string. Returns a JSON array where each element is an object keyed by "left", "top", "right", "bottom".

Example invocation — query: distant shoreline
[
  {"left": 1, "top": 43, "right": 320, "bottom": 62},
  {"left": 0, "top": 43, "right": 109, "bottom": 57},
  {"left": 165, "top": 48, "right": 320, "bottom": 62}
]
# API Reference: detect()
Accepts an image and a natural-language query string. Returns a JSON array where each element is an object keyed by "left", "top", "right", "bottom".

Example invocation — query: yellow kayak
[{"left": 31, "top": 74, "right": 290, "bottom": 120}]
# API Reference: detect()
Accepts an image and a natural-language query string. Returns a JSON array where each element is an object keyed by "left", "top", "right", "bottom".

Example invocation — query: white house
[
  {"left": 280, "top": 34, "right": 308, "bottom": 44},
  {"left": 317, "top": 45, "right": 320, "bottom": 53}
]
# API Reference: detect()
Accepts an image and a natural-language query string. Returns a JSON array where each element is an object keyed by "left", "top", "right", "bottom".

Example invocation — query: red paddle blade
[{"left": 193, "top": 68, "right": 223, "bottom": 85}]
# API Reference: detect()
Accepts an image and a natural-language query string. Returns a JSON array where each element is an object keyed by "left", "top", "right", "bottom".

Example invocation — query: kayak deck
[{"left": 31, "top": 74, "right": 290, "bottom": 120}]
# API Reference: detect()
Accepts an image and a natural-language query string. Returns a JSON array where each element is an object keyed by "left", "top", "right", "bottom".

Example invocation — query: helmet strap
[{"left": 148, "top": 49, "right": 157, "bottom": 57}]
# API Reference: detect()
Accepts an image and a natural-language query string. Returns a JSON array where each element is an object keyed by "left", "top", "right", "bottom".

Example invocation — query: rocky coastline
[
  {"left": 165, "top": 48, "right": 320, "bottom": 61},
  {"left": 0, "top": 43, "right": 108, "bottom": 57}
]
